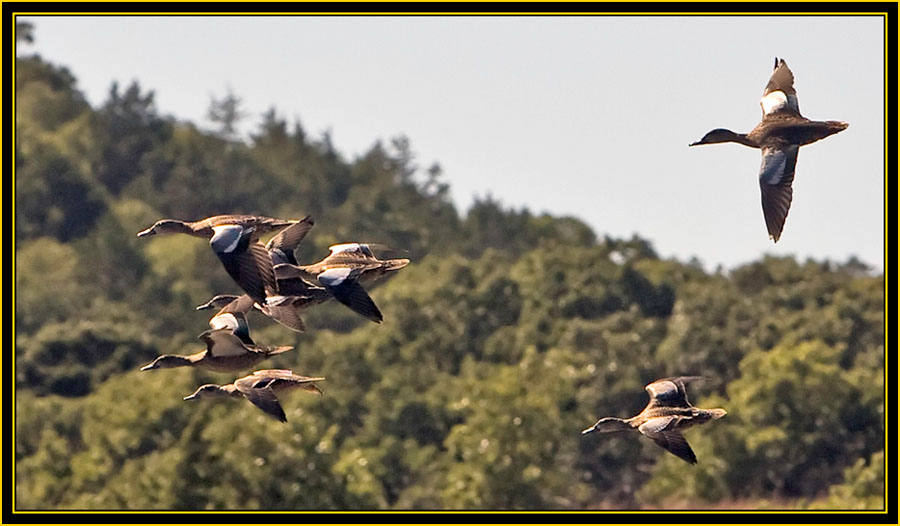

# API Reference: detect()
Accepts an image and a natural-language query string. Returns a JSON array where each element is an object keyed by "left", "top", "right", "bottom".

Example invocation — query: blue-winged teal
[
  {"left": 137, "top": 214, "right": 297, "bottom": 304},
  {"left": 581, "top": 376, "right": 727, "bottom": 464},
  {"left": 690, "top": 58, "right": 848, "bottom": 242},
  {"left": 197, "top": 289, "right": 331, "bottom": 333},
  {"left": 274, "top": 243, "right": 409, "bottom": 323},
  {"left": 140, "top": 327, "right": 293, "bottom": 374},
  {"left": 183, "top": 369, "right": 324, "bottom": 422},
  {"left": 200, "top": 293, "right": 256, "bottom": 345},
  {"left": 266, "top": 214, "right": 314, "bottom": 267}
]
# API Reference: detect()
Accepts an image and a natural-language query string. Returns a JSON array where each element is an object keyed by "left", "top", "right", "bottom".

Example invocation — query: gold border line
[
  {"left": 8, "top": 11, "right": 13, "bottom": 518},
  {"left": 883, "top": 8, "right": 891, "bottom": 513}
]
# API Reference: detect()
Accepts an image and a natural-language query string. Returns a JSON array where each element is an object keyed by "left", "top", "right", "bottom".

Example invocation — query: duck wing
[
  {"left": 211, "top": 226, "right": 277, "bottom": 304},
  {"left": 761, "top": 57, "right": 800, "bottom": 116},
  {"left": 318, "top": 267, "right": 384, "bottom": 323},
  {"left": 218, "top": 293, "right": 255, "bottom": 315},
  {"left": 208, "top": 311, "right": 255, "bottom": 346},
  {"left": 263, "top": 302, "right": 307, "bottom": 332},
  {"left": 198, "top": 328, "right": 256, "bottom": 357},
  {"left": 655, "top": 376, "right": 706, "bottom": 406},
  {"left": 206, "top": 215, "right": 296, "bottom": 237},
  {"left": 638, "top": 417, "right": 698, "bottom": 465},
  {"left": 275, "top": 276, "right": 323, "bottom": 296},
  {"left": 758, "top": 145, "right": 799, "bottom": 243},
  {"left": 248, "top": 368, "right": 295, "bottom": 379},
  {"left": 266, "top": 215, "right": 314, "bottom": 265},
  {"left": 645, "top": 378, "right": 694, "bottom": 408},
  {"left": 328, "top": 242, "right": 375, "bottom": 257},
  {"left": 252, "top": 369, "right": 325, "bottom": 395},
  {"left": 234, "top": 376, "right": 287, "bottom": 422}
]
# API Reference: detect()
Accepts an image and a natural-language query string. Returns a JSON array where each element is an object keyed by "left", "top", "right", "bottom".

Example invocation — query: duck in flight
[
  {"left": 196, "top": 290, "right": 331, "bottom": 334},
  {"left": 139, "top": 326, "right": 294, "bottom": 374},
  {"left": 183, "top": 369, "right": 324, "bottom": 422},
  {"left": 200, "top": 293, "right": 256, "bottom": 345},
  {"left": 274, "top": 243, "right": 409, "bottom": 323},
  {"left": 581, "top": 376, "right": 727, "bottom": 464},
  {"left": 137, "top": 214, "right": 297, "bottom": 304},
  {"left": 690, "top": 58, "right": 848, "bottom": 242}
]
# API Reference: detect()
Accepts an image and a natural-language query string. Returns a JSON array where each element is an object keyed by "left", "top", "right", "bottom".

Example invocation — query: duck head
[
  {"left": 137, "top": 219, "right": 191, "bottom": 237},
  {"left": 196, "top": 295, "right": 241, "bottom": 311},
  {"left": 689, "top": 129, "right": 758, "bottom": 148},
  {"left": 690, "top": 128, "right": 738, "bottom": 146},
  {"left": 183, "top": 384, "right": 234, "bottom": 401},
  {"left": 140, "top": 354, "right": 191, "bottom": 371},
  {"left": 581, "top": 417, "right": 632, "bottom": 434}
]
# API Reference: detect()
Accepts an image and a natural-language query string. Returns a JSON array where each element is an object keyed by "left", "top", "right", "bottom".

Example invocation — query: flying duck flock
[
  {"left": 137, "top": 213, "right": 409, "bottom": 422},
  {"left": 137, "top": 58, "right": 846, "bottom": 464}
]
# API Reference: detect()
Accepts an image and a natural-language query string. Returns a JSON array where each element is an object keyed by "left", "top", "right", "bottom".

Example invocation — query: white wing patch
[
  {"left": 329, "top": 243, "right": 375, "bottom": 257},
  {"left": 318, "top": 267, "right": 354, "bottom": 287},
  {"left": 265, "top": 295, "right": 290, "bottom": 307},
  {"left": 760, "top": 90, "right": 788, "bottom": 115},
  {"left": 646, "top": 379, "right": 678, "bottom": 400},
  {"left": 210, "top": 312, "right": 240, "bottom": 331},
  {"left": 329, "top": 243, "right": 362, "bottom": 255},
  {"left": 210, "top": 225, "right": 245, "bottom": 254}
]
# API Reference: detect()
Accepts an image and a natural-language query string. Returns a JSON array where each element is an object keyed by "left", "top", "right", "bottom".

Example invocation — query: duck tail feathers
[{"left": 706, "top": 408, "right": 727, "bottom": 420}]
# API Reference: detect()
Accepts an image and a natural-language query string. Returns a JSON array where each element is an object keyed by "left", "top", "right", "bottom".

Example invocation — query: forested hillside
[{"left": 14, "top": 48, "right": 884, "bottom": 510}]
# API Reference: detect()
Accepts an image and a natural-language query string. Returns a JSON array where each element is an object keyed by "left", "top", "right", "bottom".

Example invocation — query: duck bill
[
  {"left": 139, "top": 362, "right": 157, "bottom": 371},
  {"left": 581, "top": 426, "right": 596, "bottom": 435},
  {"left": 183, "top": 393, "right": 199, "bottom": 401},
  {"left": 136, "top": 227, "right": 156, "bottom": 237}
]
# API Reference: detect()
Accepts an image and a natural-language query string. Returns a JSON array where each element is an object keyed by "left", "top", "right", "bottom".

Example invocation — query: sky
[{"left": 18, "top": 15, "right": 885, "bottom": 271}]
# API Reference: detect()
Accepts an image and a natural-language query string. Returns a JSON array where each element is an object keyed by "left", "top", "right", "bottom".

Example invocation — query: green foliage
[
  {"left": 809, "top": 450, "right": 884, "bottom": 510},
  {"left": 16, "top": 370, "right": 199, "bottom": 509},
  {"left": 460, "top": 195, "right": 596, "bottom": 258},
  {"left": 16, "top": 238, "right": 90, "bottom": 333},
  {"left": 16, "top": 56, "right": 89, "bottom": 132},
  {"left": 14, "top": 51, "right": 884, "bottom": 511},
  {"left": 437, "top": 351, "right": 592, "bottom": 509},
  {"left": 16, "top": 142, "right": 107, "bottom": 243},
  {"left": 16, "top": 319, "right": 159, "bottom": 397}
]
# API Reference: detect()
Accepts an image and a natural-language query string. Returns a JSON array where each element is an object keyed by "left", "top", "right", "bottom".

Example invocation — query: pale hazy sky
[{"left": 19, "top": 15, "right": 885, "bottom": 271}]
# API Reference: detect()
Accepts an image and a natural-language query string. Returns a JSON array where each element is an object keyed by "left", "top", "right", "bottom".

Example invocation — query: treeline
[{"left": 14, "top": 47, "right": 884, "bottom": 510}]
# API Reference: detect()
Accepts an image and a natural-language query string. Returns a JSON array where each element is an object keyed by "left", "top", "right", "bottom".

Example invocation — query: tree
[
  {"left": 94, "top": 81, "right": 172, "bottom": 195},
  {"left": 16, "top": 20, "right": 35, "bottom": 44},
  {"left": 206, "top": 86, "right": 247, "bottom": 141}
]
